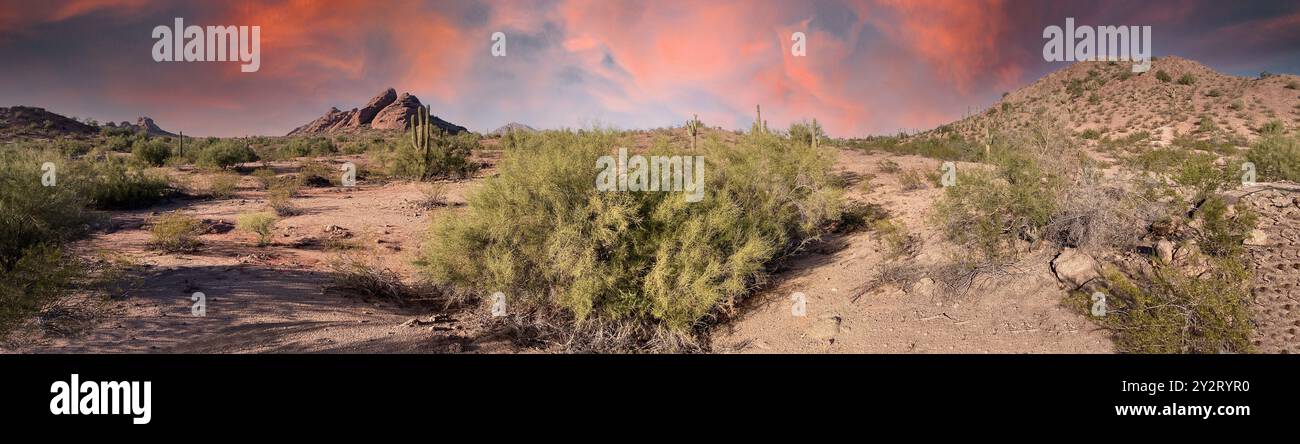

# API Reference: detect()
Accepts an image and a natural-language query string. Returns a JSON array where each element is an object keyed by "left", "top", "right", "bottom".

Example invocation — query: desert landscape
[{"left": 2, "top": 55, "right": 1298, "bottom": 354}]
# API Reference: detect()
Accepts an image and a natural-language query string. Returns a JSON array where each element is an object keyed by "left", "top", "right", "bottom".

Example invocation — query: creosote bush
[
  {"left": 149, "top": 212, "right": 203, "bottom": 252},
  {"left": 419, "top": 128, "right": 841, "bottom": 338},
  {"left": 1246, "top": 134, "right": 1300, "bottom": 182},
  {"left": 237, "top": 212, "right": 277, "bottom": 246}
]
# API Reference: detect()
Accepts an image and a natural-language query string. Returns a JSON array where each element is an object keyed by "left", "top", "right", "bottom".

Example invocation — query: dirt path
[{"left": 711, "top": 149, "right": 1115, "bottom": 353}]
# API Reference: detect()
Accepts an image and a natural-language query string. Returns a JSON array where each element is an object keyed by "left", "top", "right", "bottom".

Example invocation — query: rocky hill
[
  {"left": 105, "top": 116, "right": 177, "bottom": 137},
  {"left": 936, "top": 56, "right": 1300, "bottom": 149},
  {"left": 488, "top": 122, "right": 536, "bottom": 137},
  {"left": 0, "top": 106, "right": 97, "bottom": 140},
  {"left": 288, "top": 88, "right": 467, "bottom": 136}
]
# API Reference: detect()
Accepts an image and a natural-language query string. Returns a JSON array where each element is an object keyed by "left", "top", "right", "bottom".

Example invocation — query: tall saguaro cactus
[
  {"left": 408, "top": 105, "right": 437, "bottom": 180},
  {"left": 686, "top": 114, "right": 702, "bottom": 150}
]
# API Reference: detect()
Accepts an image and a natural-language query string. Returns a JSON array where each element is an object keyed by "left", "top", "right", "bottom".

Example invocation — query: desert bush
[
  {"left": 1072, "top": 262, "right": 1252, "bottom": 353},
  {"left": 208, "top": 172, "right": 239, "bottom": 199},
  {"left": 1079, "top": 129, "right": 1100, "bottom": 140},
  {"left": 1154, "top": 70, "right": 1171, "bottom": 82},
  {"left": 131, "top": 138, "right": 172, "bottom": 166},
  {"left": 415, "top": 183, "right": 449, "bottom": 209},
  {"left": 1196, "top": 196, "right": 1258, "bottom": 258},
  {"left": 1246, "top": 134, "right": 1300, "bottom": 182},
  {"left": 419, "top": 128, "right": 841, "bottom": 337},
  {"left": 0, "top": 150, "right": 93, "bottom": 270},
  {"left": 1286, "top": 80, "right": 1298, "bottom": 90},
  {"left": 872, "top": 218, "right": 916, "bottom": 259},
  {"left": 83, "top": 157, "right": 169, "bottom": 209},
  {"left": 282, "top": 136, "right": 337, "bottom": 158},
  {"left": 199, "top": 140, "right": 258, "bottom": 169},
  {"left": 877, "top": 159, "right": 901, "bottom": 173},
  {"left": 1176, "top": 73, "right": 1196, "bottom": 85},
  {"left": 149, "top": 212, "right": 203, "bottom": 252},
  {"left": 251, "top": 167, "right": 277, "bottom": 189},
  {"left": 0, "top": 244, "right": 80, "bottom": 332},
  {"left": 1258, "top": 119, "right": 1285, "bottom": 135},
  {"left": 296, "top": 161, "right": 337, "bottom": 187},
  {"left": 266, "top": 181, "right": 299, "bottom": 216},
  {"left": 237, "top": 212, "right": 277, "bottom": 246},
  {"left": 898, "top": 170, "right": 926, "bottom": 191},
  {"left": 788, "top": 120, "right": 826, "bottom": 147}
]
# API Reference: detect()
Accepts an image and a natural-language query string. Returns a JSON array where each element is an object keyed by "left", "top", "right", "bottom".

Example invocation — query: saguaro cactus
[
  {"left": 686, "top": 114, "right": 702, "bottom": 150},
  {"left": 408, "top": 105, "right": 437, "bottom": 180},
  {"left": 755, "top": 105, "right": 763, "bottom": 133}
]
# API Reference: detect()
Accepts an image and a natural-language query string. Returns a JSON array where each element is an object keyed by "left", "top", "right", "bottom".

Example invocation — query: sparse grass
[
  {"left": 237, "top": 212, "right": 277, "bottom": 246},
  {"left": 208, "top": 172, "right": 239, "bottom": 199},
  {"left": 328, "top": 254, "right": 419, "bottom": 303},
  {"left": 148, "top": 212, "right": 203, "bottom": 253}
]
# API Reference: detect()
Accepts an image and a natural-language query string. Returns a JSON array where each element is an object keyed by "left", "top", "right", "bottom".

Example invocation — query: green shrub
[
  {"left": 1196, "top": 196, "right": 1257, "bottom": 258},
  {"left": 266, "top": 182, "right": 299, "bottom": 216},
  {"left": 1246, "top": 134, "right": 1300, "bottom": 182},
  {"left": 282, "top": 136, "right": 337, "bottom": 158},
  {"left": 933, "top": 151, "right": 1057, "bottom": 261},
  {"left": 1176, "top": 73, "right": 1196, "bottom": 85},
  {"left": 1154, "top": 70, "right": 1171, "bottom": 83},
  {"left": 131, "top": 138, "right": 172, "bottom": 166},
  {"left": 149, "top": 212, "right": 203, "bottom": 252},
  {"left": 1073, "top": 262, "right": 1253, "bottom": 353},
  {"left": 199, "top": 140, "right": 258, "bottom": 169},
  {"left": 418, "top": 129, "right": 841, "bottom": 334},
  {"left": 1079, "top": 129, "right": 1101, "bottom": 140},
  {"left": 0, "top": 244, "right": 79, "bottom": 332},
  {"left": 1258, "top": 119, "right": 1285, "bottom": 135},
  {"left": 84, "top": 157, "right": 169, "bottom": 209},
  {"left": 251, "top": 167, "right": 277, "bottom": 190},
  {"left": 237, "top": 212, "right": 277, "bottom": 246},
  {"left": 0, "top": 150, "right": 93, "bottom": 270}
]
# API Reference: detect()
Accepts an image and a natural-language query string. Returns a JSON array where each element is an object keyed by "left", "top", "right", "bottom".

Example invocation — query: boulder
[{"left": 1051, "top": 248, "right": 1100, "bottom": 290}]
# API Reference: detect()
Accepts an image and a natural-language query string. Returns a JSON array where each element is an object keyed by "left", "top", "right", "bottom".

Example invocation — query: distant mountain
[
  {"left": 933, "top": 56, "right": 1300, "bottom": 147},
  {"left": 0, "top": 106, "right": 96, "bottom": 140},
  {"left": 488, "top": 122, "right": 537, "bottom": 137},
  {"left": 104, "top": 116, "right": 177, "bottom": 137},
  {"left": 288, "top": 87, "right": 467, "bottom": 136}
]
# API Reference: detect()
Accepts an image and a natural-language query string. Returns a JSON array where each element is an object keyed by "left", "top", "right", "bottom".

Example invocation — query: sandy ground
[
  {"left": 710, "top": 149, "right": 1115, "bottom": 353},
  {"left": 3, "top": 160, "right": 516, "bottom": 353}
]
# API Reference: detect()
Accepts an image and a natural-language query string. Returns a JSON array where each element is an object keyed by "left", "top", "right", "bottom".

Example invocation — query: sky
[{"left": 1, "top": 0, "right": 1298, "bottom": 137}]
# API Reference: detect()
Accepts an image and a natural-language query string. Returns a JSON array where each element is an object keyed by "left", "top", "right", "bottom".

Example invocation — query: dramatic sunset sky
[{"left": 2, "top": 0, "right": 1299, "bottom": 137}]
